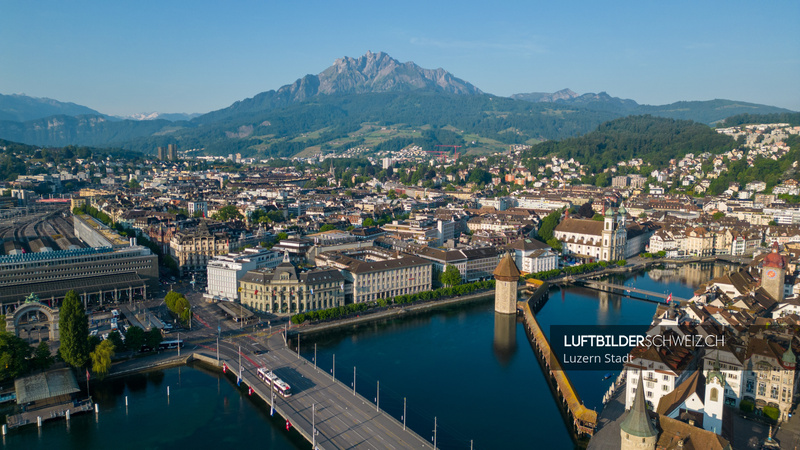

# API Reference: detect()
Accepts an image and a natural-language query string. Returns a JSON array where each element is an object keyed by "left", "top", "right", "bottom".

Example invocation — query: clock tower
[{"left": 761, "top": 243, "right": 785, "bottom": 302}]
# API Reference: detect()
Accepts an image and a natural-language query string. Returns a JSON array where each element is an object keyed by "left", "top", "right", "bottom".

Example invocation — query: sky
[{"left": 2, "top": 0, "right": 798, "bottom": 116}]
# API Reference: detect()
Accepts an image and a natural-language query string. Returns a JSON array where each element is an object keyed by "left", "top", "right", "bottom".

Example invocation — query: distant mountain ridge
[
  {"left": 196, "top": 51, "right": 482, "bottom": 124},
  {"left": 0, "top": 93, "right": 101, "bottom": 122},
  {"left": 0, "top": 52, "right": 794, "bottom": 154},
  {"left": 114, "top": 112, "right": 201, "bottom": 122}
]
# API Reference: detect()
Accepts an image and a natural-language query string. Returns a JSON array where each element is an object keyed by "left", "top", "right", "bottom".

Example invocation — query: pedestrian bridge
[{"left": 572, "top": 280, "right": 687, "bottom": 304}]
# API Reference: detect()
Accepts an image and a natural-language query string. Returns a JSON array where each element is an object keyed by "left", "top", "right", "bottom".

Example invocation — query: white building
[
  {"left": 188, "top": 201, "right": 208, "bottom": 218},
  {"left": 504, "top": 238, "right": 559, "bottom": 274},
  {"left": 205, "top": 247, "right": 283, "bottom": 302}
]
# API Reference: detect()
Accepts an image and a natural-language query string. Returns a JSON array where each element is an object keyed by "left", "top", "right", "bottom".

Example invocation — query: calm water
[
  {"left": 3, "top": 262, "right": 732, "bottom": 450},
  {"left": 1, "top": 365, "right": 307, "bottom": 450},
  {"left": 302, "top": 262, "right": 732, "bottom": 449}
]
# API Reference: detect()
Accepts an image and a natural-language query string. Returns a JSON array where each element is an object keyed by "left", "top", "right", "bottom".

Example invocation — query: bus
[
  {"left": 158, "top": 340, "right": 184, "bottom": 350},
  {"left": 256, "top": 368, "right": 292, "bottom": 398}
]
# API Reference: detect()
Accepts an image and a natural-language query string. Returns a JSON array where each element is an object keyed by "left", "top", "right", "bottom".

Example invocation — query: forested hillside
[
  {"left": 521, "top": 115, "right": 736, "bottom": 171},
  {"left": 721, "top": 112, "right": 800, "bottom": 127}
]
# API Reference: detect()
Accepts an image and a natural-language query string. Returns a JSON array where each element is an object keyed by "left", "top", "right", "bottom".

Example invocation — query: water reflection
[{"left": 492, "top": 313, "right": 517, "bottom": 366}]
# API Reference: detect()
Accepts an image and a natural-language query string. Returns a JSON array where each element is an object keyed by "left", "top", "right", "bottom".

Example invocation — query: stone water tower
[{"left": 493, "top": 252, "right": 521, "bottom": 314}]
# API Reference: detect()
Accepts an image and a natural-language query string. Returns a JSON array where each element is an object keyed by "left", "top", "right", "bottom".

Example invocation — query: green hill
[{"left": 521, "top": 115, "right": 736, "bottom": 171}]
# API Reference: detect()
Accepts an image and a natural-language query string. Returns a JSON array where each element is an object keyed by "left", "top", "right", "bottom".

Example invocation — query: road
[
  {"left": 205, "top": 329, "right": 433, "bottom": 450},
  {"left": 116, "top": 284, "right": 433, "bottom": 449}
]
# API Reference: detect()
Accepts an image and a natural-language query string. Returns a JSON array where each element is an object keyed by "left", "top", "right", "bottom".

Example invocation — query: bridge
[
  {"left": 572, "top": 280, "right": 687, "bottom": 305},
  {"left": 201, "top": 329, "right": 434, "bottom": 450},
  {"left": 520, "top": 295, "right": 597, "bottom": 437}
]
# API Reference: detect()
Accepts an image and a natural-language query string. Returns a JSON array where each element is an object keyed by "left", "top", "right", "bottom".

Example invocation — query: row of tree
[{"left": 290, "top": 279, "right": 495, "bottom": 325}]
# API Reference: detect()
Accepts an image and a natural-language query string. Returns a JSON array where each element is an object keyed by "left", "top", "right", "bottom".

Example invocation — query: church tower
[
  {"left": 620, "top": 374, "right": 658, "bottom": 450},
  {"left": 704, "top": 357, "right": 725, "bottom": 434},
  {"left": 493, "top": 252, "right": 521, "bottom": 314},
  {"left": 602, "top": 206, "right": 617, "bottom": 262},
  {"left": 761, "top": 242, "right": 786, "bottom": 302}
]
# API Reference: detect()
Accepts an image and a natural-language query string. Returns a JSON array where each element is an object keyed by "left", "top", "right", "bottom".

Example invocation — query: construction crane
[{"left": 435, "top": 144, "right": 462, "bottom": 160}]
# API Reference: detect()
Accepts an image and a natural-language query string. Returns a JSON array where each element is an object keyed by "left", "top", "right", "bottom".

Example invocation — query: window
[
  {"left": 710, "top": 388, "right": 718, "bottom": 402},
  {"left": 758, "top": 382, "right": 767, "bottom": 396}
]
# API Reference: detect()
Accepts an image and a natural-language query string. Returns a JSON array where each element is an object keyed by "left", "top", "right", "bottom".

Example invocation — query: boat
[{"left": 602, "top": 372, "right": 614, "bottom": 380}]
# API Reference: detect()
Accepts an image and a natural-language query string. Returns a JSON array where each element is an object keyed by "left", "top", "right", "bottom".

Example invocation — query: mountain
[
  {"left": 511, "top": 89, "right": 790, "bottom": 125},
  {"left": 196, "top": 51, "right": 482, "bottom": 124},
  {"left": 511, "top": 89, "right": 580, "bottom": 103},
  {"left": 0, "top": 52, "right": 794, "bottom": 155},
  {"left": 0, "top": 93, "right": 102, "bottom": 122},
  {"left": 0, "top": 115, "right": 179, "bottom": 148},
  {"left": 114, "top": 112, "right": 202, "bottom": 122}
]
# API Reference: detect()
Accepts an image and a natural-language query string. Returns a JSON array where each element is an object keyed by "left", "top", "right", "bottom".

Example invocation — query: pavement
[{"left": 587, "top": 384, "right": 626, "bottom": 450}]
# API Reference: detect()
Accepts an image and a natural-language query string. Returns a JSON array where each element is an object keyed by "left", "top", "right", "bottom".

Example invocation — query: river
[{"left": 3, "top": 262, "right": 732, "bottom": 449}]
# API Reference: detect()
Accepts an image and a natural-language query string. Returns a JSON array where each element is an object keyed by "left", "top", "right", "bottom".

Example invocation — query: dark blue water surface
[{"left": 1, "top": 365, "right": 306, "bottom": 450}]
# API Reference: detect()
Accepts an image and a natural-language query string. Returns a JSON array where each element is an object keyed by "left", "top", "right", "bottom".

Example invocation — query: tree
[
  {"left": 145, "top": 328, "right": 163, "bottom": 350},
  {"left": 362, "top": 218, "right": 375, "bottom": 227},
  {"left": 59, "top": 290, "right": 90, "bottom": 368},
  {"left": 33, "top": 341, "right": 54, "bottom": 371},
  {"left": 107, "top": 331, "right": 126, "bottom": 351},
  {"left": 0, "top": 332, "right": 32, "bottom": 379},
  {"left": 440, "top": 264, "right": 462, "bottom": 288},
  {"left": 319, "top": 224, "right": 336, "bottom": 232},
  {"left": 90, "top": 340, "right": 115, "bottom": 380},
  {"left": 276, "top": 232, "right": 288, "bottom": 241},
  {"left": 578, "top": 202, "right": 594, "bottom": 218},
  {"left": 538, "top": 209, "right": 561, "bottom": 242},
  {"left": 712, "top": 211, "right": 725, "bottom": 220},
  {"left": 387, "top": 189, "right": 398, "bottom": 200},
  {"left": 546, "top": 238, "right": 562, "bottom": 251},
  {"left": 212, "top": 205, "right": 243, "bottom": 222},
  {"left": 125, "top": 326, "right": 146, "bottom": 352}
]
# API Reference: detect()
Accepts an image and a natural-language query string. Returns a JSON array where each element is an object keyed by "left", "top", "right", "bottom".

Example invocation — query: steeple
[{"left": 620, "top": 372, "right": 658, "bottom": 439}]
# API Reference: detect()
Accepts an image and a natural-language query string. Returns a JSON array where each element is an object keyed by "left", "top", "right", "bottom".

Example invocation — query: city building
[
  {"left": 316, "top": 247, "right": 432, "bottom": 304},
  {"left": 504, "top": 238, "right": 559, "bottom": 274},
  {"left": 554, "top": 207, "right": 627, "bottom": 262},
  {"left": 188, "top": 201, "right": 208, "bottom": 218},
  {"left": 205, "top": 247, "right": 283, "bottom": 302},
  {"left": 170, "top": 222, "right": 231, "bottom": 276},
  {"left": 239, "top": 252, "right": 345, "bottom": 315}
]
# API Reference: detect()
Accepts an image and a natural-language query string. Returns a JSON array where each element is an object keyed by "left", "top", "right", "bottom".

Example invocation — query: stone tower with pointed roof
[
  {"left": 493, "top": 251, "right": 521, "bottom": 314},
  {"left": 761, "top": 242, "right": 785, "bottom": 302},
  {"left": 620, "top": 374, "right": 658, "bottom": 450}
]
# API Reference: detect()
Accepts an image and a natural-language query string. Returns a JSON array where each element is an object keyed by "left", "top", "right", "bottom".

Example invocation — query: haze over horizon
[{"left": 2, "top": 0, "right": 798, "bottom": 116}]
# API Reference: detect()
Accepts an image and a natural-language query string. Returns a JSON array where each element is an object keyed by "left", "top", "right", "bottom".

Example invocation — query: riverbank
[
  {"left": 544, "top": 254, "right": 748, "bottom": 285},
  {"left": 290, "top": 287, "right": 500, "bottom": 336}
]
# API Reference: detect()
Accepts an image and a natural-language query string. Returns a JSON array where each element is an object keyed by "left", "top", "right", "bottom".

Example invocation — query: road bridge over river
[{"left": 202, "top": 330, "right": 434, "bottom": 450}]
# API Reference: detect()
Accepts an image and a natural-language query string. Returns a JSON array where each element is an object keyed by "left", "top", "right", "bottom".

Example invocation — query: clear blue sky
[{"left": 2, "top": 0, "right": 798, "bottom": 116}]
